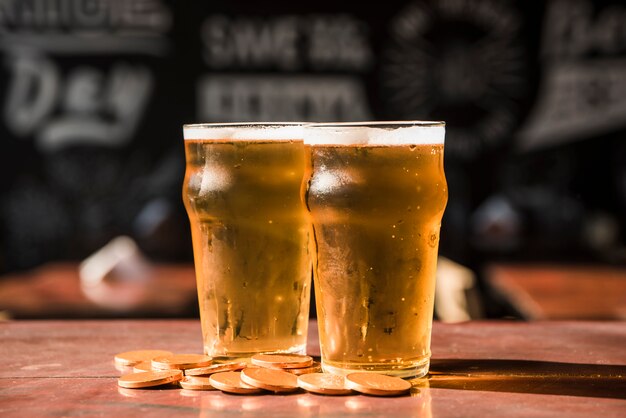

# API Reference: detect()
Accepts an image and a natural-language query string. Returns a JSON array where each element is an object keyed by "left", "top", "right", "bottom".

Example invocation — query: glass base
[
  {"left": 321, "top": 356, "right": 430, "bottom": 379},
  {"left": 204, "top": 343, "right": 307, "bottom": 361}
]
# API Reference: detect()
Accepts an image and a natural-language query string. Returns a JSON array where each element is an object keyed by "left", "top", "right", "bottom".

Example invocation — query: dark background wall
[{"left": 0, "top": 0, "right": 625, "bottom": 276}]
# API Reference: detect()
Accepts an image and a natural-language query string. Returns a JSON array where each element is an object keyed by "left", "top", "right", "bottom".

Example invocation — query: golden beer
[
  {"left": 183, "top": 124, "right": 311, "bottom": 358},
  {"left": 305, "top": 122, "right": 447, "bottom": 377}
]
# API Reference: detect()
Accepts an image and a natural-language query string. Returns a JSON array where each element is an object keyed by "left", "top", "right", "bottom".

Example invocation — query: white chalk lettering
[
  {"left": 201, "top": 14, "right": 372, "bottom": 71},
  {"left": 198, "top": 75, "right": 371, "bottom": 122},
  {"left": 4, "top": 53, "right": 58, "bottom": 136},
  {"left": 0, "top": 0, "right": 171, "bottom": 32},
  {"left": 3, "top": 53, "right": 153, "bottom": 150}
]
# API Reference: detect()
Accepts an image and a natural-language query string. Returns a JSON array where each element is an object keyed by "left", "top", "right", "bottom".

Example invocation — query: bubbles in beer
[{"left": 428, "top": 233, "right": 438, "bottom": 248}]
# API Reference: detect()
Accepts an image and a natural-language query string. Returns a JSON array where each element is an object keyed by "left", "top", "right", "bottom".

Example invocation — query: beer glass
[
  {"left": 182, "top": 123, "right": 312, "bottom": 358},
  {"left": 304, "top": 121, "right": 447, "bottom": 377}
]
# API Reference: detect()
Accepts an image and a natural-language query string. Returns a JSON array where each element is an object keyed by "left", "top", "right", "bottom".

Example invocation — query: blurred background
[{"left": 0, "top": 0, "right": 625, "bottom": 321}]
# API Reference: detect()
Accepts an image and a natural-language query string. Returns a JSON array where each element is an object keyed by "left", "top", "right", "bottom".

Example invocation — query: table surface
[
  {"left": 1, "top": 320, "right": 625, "bottom": 418},
  {"left": 486, "top": 264, "right": 626, "bottom": 320},
  {"left": 0, "top": 263, "right": 198, "bottom": 319}
]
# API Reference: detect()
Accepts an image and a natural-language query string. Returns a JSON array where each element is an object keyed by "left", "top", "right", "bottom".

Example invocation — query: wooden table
[
  {"left": 1, "top": 320, "right": 625, "bottom": 417},
  {"left": 487, "top": 264, "right": 626, "bottom": 320}
]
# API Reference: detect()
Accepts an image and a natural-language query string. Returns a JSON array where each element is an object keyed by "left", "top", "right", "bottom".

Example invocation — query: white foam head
[
  {"left": 183, "top": 123, "right": 303, "bottom": 141},
  {"left": 304, "top": 121, "right": 445, "bottom": 145}
]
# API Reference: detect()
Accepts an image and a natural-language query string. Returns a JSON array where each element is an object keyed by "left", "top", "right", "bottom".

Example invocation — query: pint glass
[
  {"left": 183, "top": 123, "right": 312, "bottom": 358},
  {"left": 304, "top": 122, "right": 447, "bottom": 377}
]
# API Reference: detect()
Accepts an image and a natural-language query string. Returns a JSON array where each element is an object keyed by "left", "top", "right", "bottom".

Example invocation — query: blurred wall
[{"left": 0, "top": 0, "right": 625, "bottom": 274}]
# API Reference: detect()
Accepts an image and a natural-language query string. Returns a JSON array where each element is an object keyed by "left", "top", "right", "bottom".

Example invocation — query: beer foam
[
  {"left": 304, "top": 122, "right": 445, "bottom": 146},
  {"left": 183, "top": 123, "right": 303, "bottom": 141}
]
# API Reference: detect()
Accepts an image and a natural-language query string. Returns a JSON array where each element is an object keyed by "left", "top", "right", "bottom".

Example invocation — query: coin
[
  {"left": 297, "top": 373, "right": 353, "bottom": 395},
  {"left": 114, "top": 363, "right": 134, "bottom": 374},
  {"left": 185, "top": 361, "right": 247, "bottom": 376},
  {"left": 117, "top": 370, "right": 183, "bottom": 389},
  {"left": 241, "top": 367, "right": 299, "bottom": 393},
  {"left": 345, "top": 373, "right": 411, "bottom": 396},
  {"left": 152, "top": 354, "right": 212, "bottom": 370},
  {"left": 179, "top": 376, "right": 217, "bottom": 390},
  {"left": 286, "top": 362, "right": 322, "bottom": 376},
  {"left": 250, "top": 353, "right": 314, "bottom": 369},
  {"left": 114, "top": 350, "right": 173, "bottom": 367},
  {"left": 209, "top": 372, "right": 264, "bottom": 395},
  {"left": 133, "top": 361, "right": 153, "bottom": 373}
]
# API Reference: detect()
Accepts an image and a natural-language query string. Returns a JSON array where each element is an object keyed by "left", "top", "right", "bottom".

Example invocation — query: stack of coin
[
  {"left": 184, "top": 361, "right": 248, "bottom": 376},
  {"left": 151, "top": 354, "right": 213, "bottom": 371},
  {"left": 118, "top": 370, "right": 183, "bottom": 389},
  {"left": 202, "top": 354, "right": 317, "bottom": 394},
  {"left": 241, "top": 367, "right": 300, "bottom": 393},
  {"left": 249, "top": 353, "right": 323, "bottom": 375},
  {"left": 180, "top": 376, "right": 216, "bottom": 391},
  {"left": 115, "top": 351, "right": 412, "bottom": 396},
  {"left": 116, "top": 350, "right": 211, "bottom": 389},
  {"left": 208, "top": 371, "right": 263, "bottom": 394}
]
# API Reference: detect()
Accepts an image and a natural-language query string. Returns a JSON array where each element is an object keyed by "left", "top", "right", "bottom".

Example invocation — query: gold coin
[
  {"left": 286, "top": 362, "right": 322, "bottom": 376},
  {"left": 250, "top": 353, "right": 313, "bottom": 369},
  {"left": 152, "top": 354, "right": 212, "bottom": 370},
  {"left": 117, "top": 370, "right": 183, "bottom": 389},
  {"left": 114, "top": 350, "right": 173, "bottom": 367},
  {"left": 133, "top": 361, "right": 153, "bottom": 373},
  {"left": 240, "top": 367, "right": 299, "bottom": 393},
  {"left": 345, "top": 373, "right": 411, "bottom": 396},
  {"left": 209, "top": 372, "right": 264, "bottom": 395},
  {"left": 179, "top": 376, "right": 217, "bottom": 390},
  {"left": 185, "top": 361, "right": 247, "bottom": 376},
  {"left": 297, "top": 373, "right": 353, "bottom": 395},
  {"left": 114, "top": 363, "right": 134, "bottom": 374}
]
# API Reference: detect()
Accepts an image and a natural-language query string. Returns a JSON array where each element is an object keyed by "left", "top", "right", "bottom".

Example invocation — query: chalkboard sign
[{"left": 1, "top": 0, "right": 625, "bottom": 273}]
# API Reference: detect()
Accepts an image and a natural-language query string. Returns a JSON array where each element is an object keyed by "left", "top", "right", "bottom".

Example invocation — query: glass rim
[
  {"left": 183, "top": 122, "right": 305, "bottom": 141},
  {"left": 306, "top": 121, "right": 445, "bottom": 129},
  {"left": 183, "top": 122, "right": 305, "bottom": 129},
  {"left": 182, "top": 121, "right": 445, "bottom": 143}
]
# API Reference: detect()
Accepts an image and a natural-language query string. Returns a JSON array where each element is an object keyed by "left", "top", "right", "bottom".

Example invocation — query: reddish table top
[
  {"left": 0, "top": 263, "right": 197, "bottom": 319},
  {"left": 1, "top": 320, "right": 625, "bottom": 417},
  {"left": 487, "top": 264, "right": 626, "bottom": 320}
]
